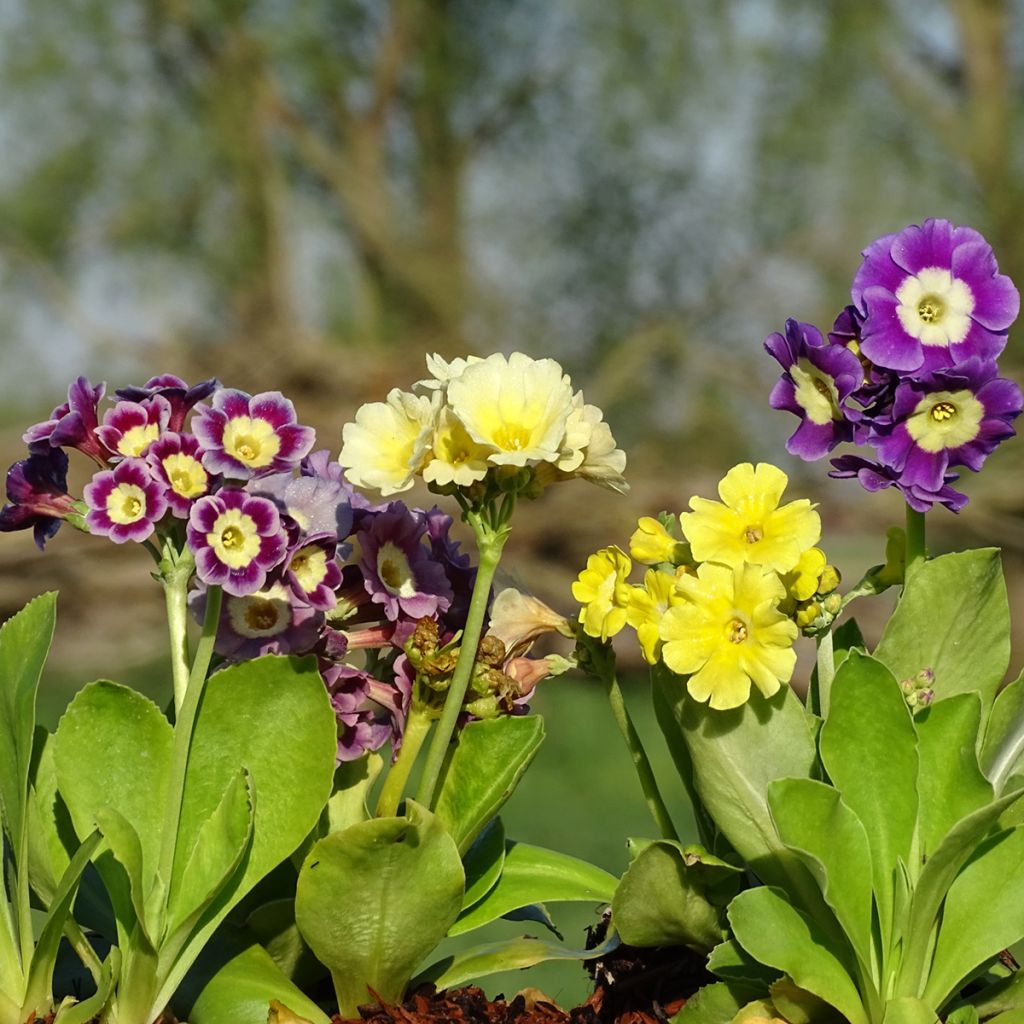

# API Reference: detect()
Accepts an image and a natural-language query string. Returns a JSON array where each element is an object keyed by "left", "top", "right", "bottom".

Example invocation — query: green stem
[
  {"left": 815, "top": 629, "right": 835, "bottom": 719},
  {"left": 375, "top": 708, "right": 434, "bottom": 818},
  {"left": 416, "top": 511, "right": 509, "bottom": 809},
  {"left": 156, "top": 586, "right": 223, "bottom": 892},
  {"left": 599, "top": 654, "right": 678, "bottom": 842},
  {"left": 64, "top": 919, "right": 103, "bottom": 986},
  {"left": 160, "top": 543, "right": 195, "bottom": 715},
  {"left": 905, "top": 507, "right": 927, "bottom": 579}
]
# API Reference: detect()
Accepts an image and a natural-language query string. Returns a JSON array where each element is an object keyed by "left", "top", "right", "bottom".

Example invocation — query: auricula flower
[
  {"left": 24, "top": 376, "right": 108, "bottom": 466},
  {"left": 852, "top": 218, "right": 1020, "bottom": 372},
  {"left": 572, "top": 546, "right": 632, "bottom": 641},
  {"left": 339, "top": 389, "right": 437, "bottom": 496},
  {"left": 96, "top": 396, "right": 171, "bottom": 459},
  {"left": 284, "top": 536, "right": 343, "bottom": 610},
  {"left": 626, "top": 568, "right": 685, "bottom": 665},
  {"left": 194, "top": 389, "right": 315, "bottom": 480},
  {"left": 0, "top": 449, "right": 78, "bottom": 549},
  {"left": 488, "top": 587, "right": 571, "bottom": 660},
  {"left": 546, "top": 394, "right": 629, "bottom": 493},
  {"left": 187, "top": 489, "right": 288, "bottom": 596},
  {"left": 422, "top": 406, "right": 493, "bottom": 488},
  {"left": 659, "top": 562, "right": 798, "bottom": 710},
  {"left": 116, "top": 374, "right": 219, "bottom": 432},
  {"left": 84, "top": 459, "right": 168, "bottom": 544},
  {"left": 446, "top": 351, "right": 575, "bottom": 467},
  {"left": 764, "top": 319, "right": 863, "bottom": 460},
  {"left": 629, "top": 516, "right": 686, "bottom": 566},
  {"left": 829, "top": 455, "right": 969, "bottom": 513},
  {"left": 205, "top": 581, "right": 323, "bottom": 661},
  {"left": 680, "top": 463, "right": 820, "bottom": 575},
  {"left": 782, "top": 546, "right": 828, "bottom": 603},
  {"left": 146, "top": 433, "right": 213, "bottom": 518}
]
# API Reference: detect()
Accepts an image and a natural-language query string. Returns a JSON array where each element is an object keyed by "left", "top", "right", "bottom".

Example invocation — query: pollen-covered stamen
[
  {"left": 917, "top": 295, "right": 945, "bottom": 324},
  {"left": 744, "top": 525, "right": 764, "bottom": 544},
  {"left": 726, "top": 618, "right": 748, "bottom": 644},
  {"left": 930, "top": 401, "right": 957, "bottom": 422},
  {"left": 493, "top": 424, "right": 531, "bottom": 451},
  {"left": 906, "top": 388, "right": 985, "bottom": 453},
  {"left": 107, "top": 484, "right": 147, "bottom": 524}
]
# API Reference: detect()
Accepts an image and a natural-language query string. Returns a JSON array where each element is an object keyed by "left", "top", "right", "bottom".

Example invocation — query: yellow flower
[
  {"left": 679, "top": 463, "right": 820, "bottom": 574},
  {"left": 626, "top": 569, "right": 685, "bottom": 664},
  {"left": 630, "top": 516, "right": 683, "bottom": 565},
  {"left": 659, "top": 562, "right": 798, "bottom": 710},
  {"left": 339, "top": 389, "right": 437, "bottom": 496},
  {"left": 572, "top": 546, "right": 633, "bottom": 641},
  {"left": 422, "top": 406, "right": 494, "bottom": 488},
  {"left": 447, "top": 352, "right": 575, "bottom": 467},
  {"left": 782, "top": 546, "right": 827, "bottom": 603}
]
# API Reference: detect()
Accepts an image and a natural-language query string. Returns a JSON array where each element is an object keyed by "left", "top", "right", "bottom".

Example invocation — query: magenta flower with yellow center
[
  {"left": 679, "top": 463, "right": 820, "bottom": 575},
  {"left": 84, "top": 459, "right": 168, "bottom": 544},
  {"left": 571, "top": 546, "right": 632, "bottom": 641},
  {"left": 659, "top": 562, "right": 797, "bottom": 710},
  {"left": 146, "top": 433, "right": 213, "bottom": 518}
]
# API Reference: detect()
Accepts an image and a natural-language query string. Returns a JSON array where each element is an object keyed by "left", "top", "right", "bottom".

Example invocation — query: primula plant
[
  {"left": 0, "top": 355, "right": 626, "bottom": 1024},
  {"left": 564, "top": 219, "right": 1024, "bottom": 1024}
]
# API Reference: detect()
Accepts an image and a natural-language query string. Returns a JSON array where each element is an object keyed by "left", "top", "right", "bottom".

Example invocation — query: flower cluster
[
  {"left": 340, "top": 352, "right": 627, "bottom": 500},
  {"left": 766, "top": 219, "right": 1023, "bottom": 511},
  {"left": 573, "top": 463, "right": 837, "bottom": 710}
]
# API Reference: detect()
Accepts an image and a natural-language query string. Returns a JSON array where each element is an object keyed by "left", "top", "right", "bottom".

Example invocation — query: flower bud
[{"left": 817, "top": 565, "right": 841, "bottom": 595}]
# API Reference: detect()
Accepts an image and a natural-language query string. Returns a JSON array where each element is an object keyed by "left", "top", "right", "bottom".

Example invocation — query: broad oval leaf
[
  {"left": 981, "top": 671, "right": 1024, "bottom": 792},
  {"left": 670, "top": 981, "right": 771, "bottom": 1024},
  {"left": 450, "top": 840, "right": 617, "bottom": 937},
  {"left": 881, "top": 997, "right": 941, "bottom": 1024},
  {"left": 875, "top": 549, "right": 1009, "bottom": 712},
  {"left": 295, "top": 800, "right": 464, "bottom": 1016},
  {"left": 461, "top": 818, "right": 505, "bottom": 911},
  {"left": 434, "top": 715, "right": 544, "bottom": 855}
]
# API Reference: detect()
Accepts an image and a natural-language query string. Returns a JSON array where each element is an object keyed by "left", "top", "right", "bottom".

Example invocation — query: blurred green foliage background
[{"left": 4, "top": 0, "right": 1024, "bottom": 1007}]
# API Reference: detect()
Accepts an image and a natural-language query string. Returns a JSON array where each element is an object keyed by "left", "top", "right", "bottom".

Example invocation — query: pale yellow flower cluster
[
  {"left": 573, "top": 463, "right": 834, "bottom": 710},
  {"left": 339, "top": 352, "right": 627, "bottom": 497}
]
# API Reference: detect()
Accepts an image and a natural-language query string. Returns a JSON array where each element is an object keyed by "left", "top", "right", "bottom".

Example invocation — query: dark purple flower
[
  {"left": 852, "top": 219, "right": 1020, "bottom": 372},
  {"left": 193, "top": 389, "right": 315, "bottom": 480},
  {"left": 870, "top": 358, "right": 1022, "bottom": 493},
  {"left": 0, "top": 449, "right": 78, "bottom": 549},
  {"left": 321, "top": 663, "right": 402, "bottom": 763},
  {"left": 829, "top": 455, "right": 969, "bottom": 514},
  {"left": 187, "top": 489, "right": 288, "bottom": 596},
  {"left": 421, "top": 506, "right": 478, "bottom": 629},
  {"left": 95, "top": 396, "right": 171, "bottom": 460},
  {"left": 358, "top": 502, "right": 454, "bottom": 622},
  {"left": 196, "top": 581, "right": 323, "bottom": 661},
  {"left": 24, "top": 377, "right": 108, "bottom": 466},
  {"left": 84, "top": 459, "right": 168, "bottom": 544},
  {"left": 146, "top": 433, "right": 215, "bottom": 518},
  {"left": 284, "top": 535, "right": 343, "bottom": 610},
  {"left": 116, "top": 375, "right": 219, "bottom": 432},
  {"left": 764, "top": 318, "right": 864, "bottom": 460}
]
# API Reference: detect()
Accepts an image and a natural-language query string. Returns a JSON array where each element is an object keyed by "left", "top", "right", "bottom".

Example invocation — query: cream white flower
[
  {"left": 532, "top": 393, "right": 628, "bottom": 493},
  {"left": 415, "top": 353, "right": 483, "bottom": 392},
  {"left": 422, "top": 406, "right": 493, "bottom": 488},
  {"left": 339, "top": 389, "right": 437, "bottom": 496},
  {"left": 447, "top": 352, "right": 575, "bottom": 467},
  {"left": 488, "top": 587, "right": 572, "bottom": 658}
]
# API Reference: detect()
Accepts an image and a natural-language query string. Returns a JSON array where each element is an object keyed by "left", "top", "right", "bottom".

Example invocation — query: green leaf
[
  {"left": 925, "top": 827, "right": 1024, "bottom": 1008},
  {"left": 819, "top": 652, "right": 916, "bottom": 956},
  {"left": 0, "top": 592, "right": 56, "bottom": 849},
  {"left": 881, "top": 997, "right": 940, "bottom": 1024},
  {"left": 767, "top": 778, "right": 874, "bottom": 971},
  {"left": 450, "top": 839, "right": 617, "bottom": 937},
  {"left": 20, "top": 830, "right": 101, "bottom": 1020},
  {"left": 245, "top": 900, "right": 323, "bottom": 989},
  {"left": 165, "top": 768, "right": 254, "bottom": 941},
  {"left": 93, "top": 807, "right": 153, "bottom": 943},
  {"left": 874, "top": 549, "right": 1009, "bottom": 712},
  {"left": 461, "top": 818, "right": 505, "bottom": 911},
  {"left": 324, "top": 755, "right": 383, "bottom": 835},
  {"left": 611, "top": 840, "right": 730, "bottom": 952},
  {"left": 944, "top": 1007, "right": 979, "bottom": 1024},
  {"left": 770, "top": 977, "right": 847, "bottom": 1024},
  {"left": 728, "top": 887, "right": 867, "bottom": 1024},
  {"left": 414, "top": 929, "right": 619, "bottom": 991},
  {"left": 670, "top": 981, "right": 770, "bottom": 1024},
  {"left": 181, "top": 940, "right": 330, "bottom": 1024},
  {"left": 706, "top": 939, "right": 781, "bottom": 987},
  {"left": 53, "top": 948, "right": 120, "bottom": 1024},
  {"left": 959, "top": 968, "right": 1024, "bottom": 1018},
  {"left": 434, "top": 715, "right": 544, "bottom": 855},
  {"left": 915, "top": 695, "right": 992, "bottom": 856},
  {"left": 987, "top": 1013, "right": 1024, "bottom": 1024},
  {"left": 981, "top": 671, "right": 1024, "bottom": 792},
  {"left": 27, "top": 728, "right": 73, "bottom": 903},
  {"left": 295, "top": 800, "right": 464, "bottom": 1016}
]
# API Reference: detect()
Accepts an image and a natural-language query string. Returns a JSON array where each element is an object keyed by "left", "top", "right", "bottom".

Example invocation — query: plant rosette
[
  {"left": 563, "top": 220, "right": 1024, "bottom": 1024},
  {"left": 0, "top": 357, "right": 628, "bottom": 1024}
]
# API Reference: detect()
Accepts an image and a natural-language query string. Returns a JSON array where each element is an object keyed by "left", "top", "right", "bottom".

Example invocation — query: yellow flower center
[
  {"left": 163, "top": 453, "right": 208, "bottom": 499},
  {"left": 208, "top": 508, "right": 262, "bottom": 569},
  {"left": 906, "top": 389, "right": 984, "bottom": 453},
  {"left": 377, "top": 541, "right": 417, "bottom": 597},
  {"left": 744, "top": 525, "right": 764, "bottom": 544},
  {"left": 221, "top": 526, "right": 244, "bottom": 549},
  {"left": 246, "top": 599, "right": 280, "bottom": 631},
  {"left": 930, "top": 400, "right": 957, "bottom": 422},
  {"left": 917, "top": 294, "right": 945, "bottom": 324},
  {"left": 118, "top": 423, "right": 161, "bottom": 457},
  {"left": 222, "top": 416, "right": 281, "bottom": 469},
  {"left": 290, "top": 545, "right": 331, "bottom": 595},
  {"left": 726, "top": 618, "right": 748, "bottom": 644},
  {"left": 493, "top": 423, "right": 532, "bottom": 452},
  {"left": 107, "top": 484, "right": 147, "bottom": 525}
]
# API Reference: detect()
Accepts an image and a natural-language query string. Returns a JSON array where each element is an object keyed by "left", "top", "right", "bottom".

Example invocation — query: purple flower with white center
[
  {"left": 870, "top": 358, "right": 1022, "bottom": 493},
  {"left": 24, "top": 377, "right": 109, "bottom": 466},
  {"left": 284, "top": 535, "right": 343, "bottom": 610},
  {"left": 358, "top": 502, "right": 454, "bottom": 622},
  {"left": 193, "top": 581, "right": 323, "bottom": 661},
  {"left": 0, "top": 449, "right": 78, "bottom": 549},
  {"left": 852, "top": 219, "right": 1020, "bottom": 372},
  {"left": 146, "top": 433, "right": 215, "bottom": 518},
  {"left": 193, "top": 389, "right": 315, "bottom": 481},
  {"left": 187, "top": 489, "right": 288, "bottom": 596},
  {"left": 829, "top": 455, "right": 969, "bottom": 514},
  {"left": 96, "top": 396, "right": 171, "bottom": 460},
  {"left": 764, "top": 318, "right": 864, "bottom": 460},
  {"left": 84, "top": 458, "right": 168, "bottom": 544},
  {"left": 248, "top": 470, "right": 354, "bottom": 543},
  {"left": 116, "top": 375, "right": 219, "bottom": 432}
]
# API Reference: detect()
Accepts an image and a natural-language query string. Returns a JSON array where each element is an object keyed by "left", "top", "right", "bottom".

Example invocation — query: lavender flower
[
  {"left": 193, "top": 389, "right": 315, "bottom": 480},
  {"left": 146, "top": 433, "right": 214, "bottom": 518},
  {"left": 96, "top": 396, "right": 171, "bottom": 459},
  {"left": 84, "top": 459, "right": 168, "bottom": 544},
  {"left": 24, "top": 377, "right": 108, "bottom": 466},
  {"left": 0, "top": 449, "right": 78, "bottom": 549},
  {"left": 116, "top": 375, "right": 219, "bottom": 432},
  {"left": 852, "top": 218, "right": 1020, "bottom": 372},
  {"left": 829, "top": 455, "right": 968, "bottom": 514},
  {"left": 284, "top": 536, "right": 344, "bottom": 610},
  {"left": 187, "top": 489, "right": 287, "bottom": 596},
  {"left": 247, "top": 469, "right": 353, "bottom": 542},
  {"left": 764, "top": 318, "right": 864, "bottom": 460}
]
